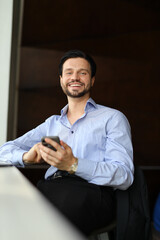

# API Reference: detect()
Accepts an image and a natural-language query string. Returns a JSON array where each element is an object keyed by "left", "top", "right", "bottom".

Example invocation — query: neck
[{"left": 67, "top": 95, "right": 90, "bottom": 124}]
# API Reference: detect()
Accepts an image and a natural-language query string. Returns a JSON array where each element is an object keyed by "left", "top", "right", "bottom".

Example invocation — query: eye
[{"left": 80, "top": 72, "right": 87, "bottom": 75}]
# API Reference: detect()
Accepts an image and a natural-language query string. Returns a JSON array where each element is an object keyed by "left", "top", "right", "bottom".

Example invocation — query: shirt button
[{"left": 71, "top": 131, "right": 74, "bottom": 134}]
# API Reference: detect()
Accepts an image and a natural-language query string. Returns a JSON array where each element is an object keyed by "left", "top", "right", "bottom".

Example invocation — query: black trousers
[{"left": 37, "top": 175, "right": 115, "bottom": 236}]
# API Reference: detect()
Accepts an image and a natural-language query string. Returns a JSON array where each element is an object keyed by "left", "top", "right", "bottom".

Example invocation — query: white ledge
[{"left": 0, "top": 166, "right": 86, "bottom": 240}]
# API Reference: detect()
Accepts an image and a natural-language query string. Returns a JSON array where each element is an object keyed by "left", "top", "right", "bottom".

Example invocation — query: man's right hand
[{"left": 22, "top": 143, "right": 43, "bottom": 164}]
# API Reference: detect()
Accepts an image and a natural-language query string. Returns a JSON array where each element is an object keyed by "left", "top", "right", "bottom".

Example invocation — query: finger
[
  {"left": 60, "top": 140, "right": 69, "bottom": 150},
  {"left": 39, "top": 143, "right": 57, "bottom": 157},
  {"left": 36, "top": 145, "right": 43, "bottom": 163},
  {"left": 40, "top": 149, "right": 58, "bottom": 164},
  {"left": 60, "top": 141, "right": 72, "bottom": 156},
  {"left": 43, "top": 157, "right": 57, "bottom": 166},
  {"left": 45, "top": 138, "right": 61, "bottom": 151},
  {"left": 39, "top": 144, "right": 59, "bottom": 161}
]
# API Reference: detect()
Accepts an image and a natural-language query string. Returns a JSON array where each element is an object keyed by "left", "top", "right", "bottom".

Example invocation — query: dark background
[{"left": 17, "top": 0, "right": 160, "bottom": 216}]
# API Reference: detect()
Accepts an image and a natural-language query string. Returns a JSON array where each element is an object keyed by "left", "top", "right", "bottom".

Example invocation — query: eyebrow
[{"left": 64, "top": 68, "right": 90, "bottom": 73}]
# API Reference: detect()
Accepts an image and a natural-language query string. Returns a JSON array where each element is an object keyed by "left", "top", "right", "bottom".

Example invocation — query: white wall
[{"left": 0, "top": 0, "right": 13, "bottom": 145}]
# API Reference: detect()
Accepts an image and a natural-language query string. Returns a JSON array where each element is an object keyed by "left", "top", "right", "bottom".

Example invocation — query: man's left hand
[{"left": 39, "top": 138, "right": 76, "bottom": 171}]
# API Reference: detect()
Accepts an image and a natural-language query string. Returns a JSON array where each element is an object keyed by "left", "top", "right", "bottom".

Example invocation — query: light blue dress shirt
[{"left": 0, "top": 98, "right": 134, "bottom": 189}]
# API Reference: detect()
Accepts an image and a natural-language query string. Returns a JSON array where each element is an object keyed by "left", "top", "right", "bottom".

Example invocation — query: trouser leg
[{"left": 37, "top": 177, "right": 115, "bottom": 236}]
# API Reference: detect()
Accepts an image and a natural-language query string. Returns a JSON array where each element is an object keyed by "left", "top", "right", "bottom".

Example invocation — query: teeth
[{"left": 70, "top": 84, "right": 81, "bottom": 87}]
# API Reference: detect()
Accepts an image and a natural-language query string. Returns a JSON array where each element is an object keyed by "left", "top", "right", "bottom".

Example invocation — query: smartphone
[{"left": 41, "top": 136, "right": 60, "bottom": 151}]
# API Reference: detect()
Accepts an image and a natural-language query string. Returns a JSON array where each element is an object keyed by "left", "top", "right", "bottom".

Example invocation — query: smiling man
[
  {"left": 0, "top": 50, "right": 134, "bottom": 236},
  {"left": 60, "top": 57, "right": 94, "bottom": 98}
]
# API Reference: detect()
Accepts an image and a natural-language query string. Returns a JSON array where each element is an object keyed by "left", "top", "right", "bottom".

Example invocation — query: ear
[
  {"left": 91, "top": 76, "right": 95, "bottom": 87},
  {"left": 59, "top": 75, "right": 62, "bottom": 86}
]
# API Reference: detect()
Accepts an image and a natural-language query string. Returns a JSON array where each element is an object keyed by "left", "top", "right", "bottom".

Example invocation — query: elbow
[{"left": 117, "top": 170, "right": 134, "bottom": 190}]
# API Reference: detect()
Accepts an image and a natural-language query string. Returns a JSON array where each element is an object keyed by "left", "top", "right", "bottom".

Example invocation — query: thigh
[{"left": 37, "top": 177, "right": 115, "bottom": 236}]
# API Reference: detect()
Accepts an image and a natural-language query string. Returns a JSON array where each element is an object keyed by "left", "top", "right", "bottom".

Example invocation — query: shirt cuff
[{"left": 13, "top": 150, "right": 26, "bottom": 166}]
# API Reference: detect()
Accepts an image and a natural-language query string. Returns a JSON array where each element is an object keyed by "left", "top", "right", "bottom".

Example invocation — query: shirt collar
[
  {"left": 85, "top": 98, "right": 98, "bottom": 112},
  {"left": 60, "top": 98, "right": 97, "bottom": 116}
]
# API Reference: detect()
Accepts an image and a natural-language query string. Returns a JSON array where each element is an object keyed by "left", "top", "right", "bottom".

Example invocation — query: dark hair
[{"left": 58, "top": 50, "right": 96, "bottom": 78}]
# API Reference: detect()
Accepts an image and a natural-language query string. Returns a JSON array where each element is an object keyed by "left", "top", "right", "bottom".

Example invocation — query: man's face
[{"left": 60, "top": 57, "right": 95, "bottom": 98}]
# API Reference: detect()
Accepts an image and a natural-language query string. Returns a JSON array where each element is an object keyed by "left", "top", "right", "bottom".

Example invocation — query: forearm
[
  {"left": 0, "top": 141, "right": 27, "bottom": 166},
  {"left": 76, "top": 157, "right": 134, "bottom": 190},
  {"left": 0, "top": 121, "right": 47, "bottom": 165}
]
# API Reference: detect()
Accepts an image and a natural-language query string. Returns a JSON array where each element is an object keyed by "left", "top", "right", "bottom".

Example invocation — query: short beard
[
  {"left": 61, "top": 80, "right": 92, "bottom": 98},
  {"left": 64, "top": 88, "right": 91, "bottom": 98}
]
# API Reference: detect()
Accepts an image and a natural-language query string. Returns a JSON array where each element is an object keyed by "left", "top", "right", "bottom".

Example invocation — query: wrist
[
  {"left": 68, "top": 158, "right": 78, "bottom": 174},
  {"left": 22, "top": 152, "right": 28, "bottom": 163},
  {"left": 22, "top": 152, "right": 31, "bottom": 165}
]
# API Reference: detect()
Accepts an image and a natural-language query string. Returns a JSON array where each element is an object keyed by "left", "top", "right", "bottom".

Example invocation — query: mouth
[{"left": 67, "top": 82, "right": 84, "bottom": 88}]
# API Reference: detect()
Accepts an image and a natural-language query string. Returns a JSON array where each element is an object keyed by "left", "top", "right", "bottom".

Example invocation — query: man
[{"left": 0, "top": 50, "right": 134, "bottom": 236}]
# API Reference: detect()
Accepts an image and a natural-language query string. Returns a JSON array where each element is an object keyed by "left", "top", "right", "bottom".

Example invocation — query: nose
[{"left": 71, "top": 72, "right": 79, "bottom": 80}]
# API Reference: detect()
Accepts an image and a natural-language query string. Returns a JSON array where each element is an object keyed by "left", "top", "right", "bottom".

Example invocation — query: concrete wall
[{"left": 0, "top": 0, "right": 13, "bottom": 145}]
